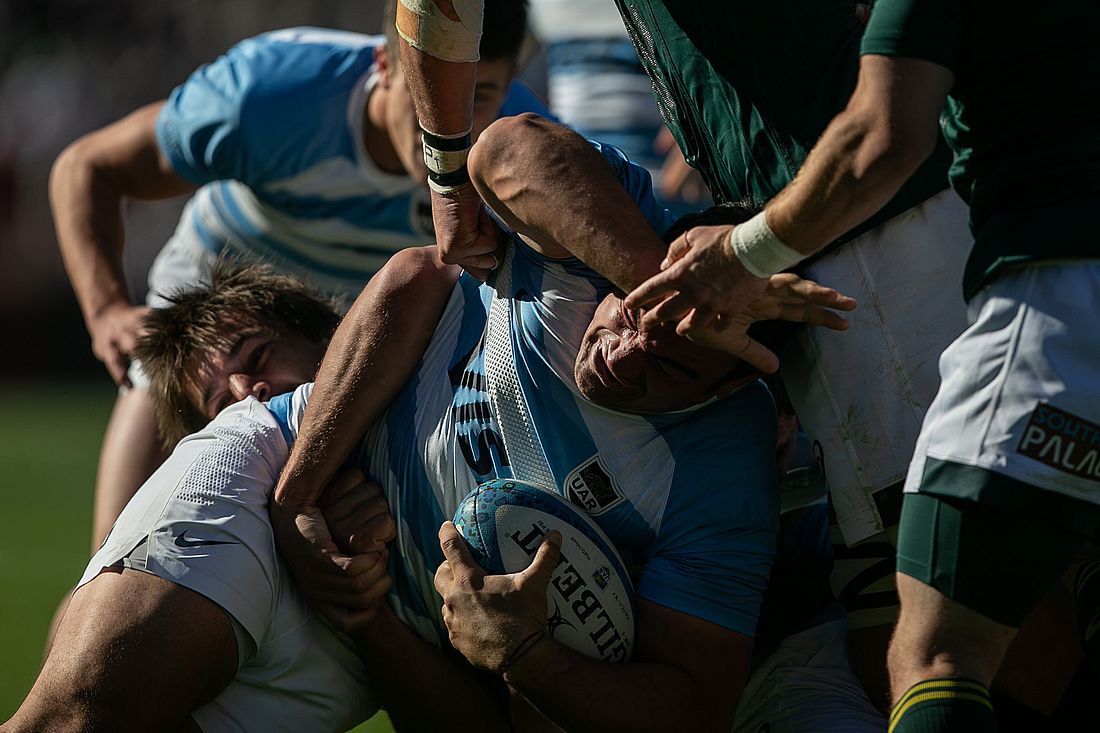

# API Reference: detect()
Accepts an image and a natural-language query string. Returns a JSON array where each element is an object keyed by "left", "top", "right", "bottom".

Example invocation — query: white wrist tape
[
  {"left": 726, "top": 211, "right": 804, "bottom": 278},
  {"left": 421, "top": 126, "right": 472, "bottom": 176},
  {"left": 396, "top": 0, "right": 483, "bottom": 63}
]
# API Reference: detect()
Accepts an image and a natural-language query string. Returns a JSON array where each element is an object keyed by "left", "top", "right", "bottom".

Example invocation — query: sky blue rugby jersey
[
  {"left": 155, "top": 27, "right": 551, "bottom": 299},
  {"left": 267, "top": 141, "right": 780, "bottom": 646}
]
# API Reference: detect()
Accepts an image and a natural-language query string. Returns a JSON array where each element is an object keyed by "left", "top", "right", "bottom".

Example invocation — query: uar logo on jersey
[{"left": 564, "top": 455, "right": 625, "bottom": 515}]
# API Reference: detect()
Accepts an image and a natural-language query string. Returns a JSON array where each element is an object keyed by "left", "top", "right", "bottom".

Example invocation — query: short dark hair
[
  {"left": 664, "top": 200, "right": 799, "bottom": 372},
  {"left": 384, "top": 0, "right": 529, "bottom": 62},
  {"left": 133, "top": 261, "right": 340, "bottom": 445}
]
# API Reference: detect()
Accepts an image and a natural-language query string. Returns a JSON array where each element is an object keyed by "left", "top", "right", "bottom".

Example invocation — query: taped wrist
[
  {"left": 396, "top": 0, "right": 483, "bottom": 63},
  {"left": 726, "top": 211, "right": 804, "bottom": 278},
  {"left": 422, "top": 125, "right": 472, "bottom": 195}
]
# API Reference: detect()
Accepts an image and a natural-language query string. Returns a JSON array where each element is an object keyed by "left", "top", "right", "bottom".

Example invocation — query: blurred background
[{"left": 0, "top": 1, "right": 416, "bottom": 726}]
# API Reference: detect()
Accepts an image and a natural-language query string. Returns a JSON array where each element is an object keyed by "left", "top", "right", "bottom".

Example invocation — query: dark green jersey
[
  {"left": 613, "top": 0, "right": 952, "bottom": 249},
  {"left": 862, "top": 0, "right": 1100, "bottom": 298}
]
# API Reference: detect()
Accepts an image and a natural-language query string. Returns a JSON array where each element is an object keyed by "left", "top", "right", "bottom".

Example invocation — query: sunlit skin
[
  {"left": 369, "top": 46, "right": 515, "bottom": 181},
  {"left": 575, "top": 292, "right": 751, "bottom": 414},
  {"left": 188, "top": 327, "right": 327, "bottom": 419}
]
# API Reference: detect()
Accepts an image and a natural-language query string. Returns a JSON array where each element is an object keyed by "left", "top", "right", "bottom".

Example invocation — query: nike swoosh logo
[{"left": 174, "top": 530, "right": 239, "bottom": 548}]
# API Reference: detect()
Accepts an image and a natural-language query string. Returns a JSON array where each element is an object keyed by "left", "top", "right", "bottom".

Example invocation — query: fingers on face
[{"left": 645, "top": 290, "right": 699, "bottom": 328}]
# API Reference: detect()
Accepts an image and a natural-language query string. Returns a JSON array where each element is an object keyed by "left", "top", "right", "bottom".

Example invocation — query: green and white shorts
[
  {"left": 905, "top": 259, "right": 1100, "bottom": 505},
  {"left": 899, "top": 259, "right": 1100, "bottom": 625}
]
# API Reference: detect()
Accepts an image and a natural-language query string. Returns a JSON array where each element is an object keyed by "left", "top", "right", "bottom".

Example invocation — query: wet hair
[
  {"left": 663, "top": 200, "right": 800, "bottom": 376},
  {"left": 133, "top": 260, "right": 340, "bottom": 445},
  {"left": 384, "top": 0, "right": 529, "bottom": 63}
]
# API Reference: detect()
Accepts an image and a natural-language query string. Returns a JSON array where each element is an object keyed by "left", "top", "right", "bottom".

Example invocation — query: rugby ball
[{"left": 453, "top": 478, "right": 636, "bottom": 663}]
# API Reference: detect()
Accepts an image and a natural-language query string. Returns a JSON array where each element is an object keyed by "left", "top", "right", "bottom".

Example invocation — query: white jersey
[{"left": 78, "top": 399, "right": 376, "bottom": 733}]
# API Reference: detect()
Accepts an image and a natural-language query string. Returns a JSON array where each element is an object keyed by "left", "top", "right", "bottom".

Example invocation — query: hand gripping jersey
[
  {"left": 155, "top": 27, "right": 551, "bottom": 299},
  {"left": 271, "top": 141, "right": 781, "bottom": 645}
]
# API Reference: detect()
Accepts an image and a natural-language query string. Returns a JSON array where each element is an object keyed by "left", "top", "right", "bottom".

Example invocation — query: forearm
[
  {"left": 273, "top": 247, "right": 460, "bottom": 508},
  {"left": 50, "top": 142, "right": 134, "bottom": 326},
  {"left": 502, "top": 640, "right": 727, "bottom": 733},
  {"left": 764, "top": 107, "right": 920, "bottom": 254},
  {"left": 397, "top": 36, "right": 476, "bottom": 138},
  {"left": 469, "top": 114, "right": 667, "bottom": 290},
  {"left": 765, "top": 55, "right": 949, "bottom": 255},
  {"left": 352, "top": 605, "right": 511, "bottom": 732},
  {"left": 50, "top": 102, "right": 192, "bottom": 327}
]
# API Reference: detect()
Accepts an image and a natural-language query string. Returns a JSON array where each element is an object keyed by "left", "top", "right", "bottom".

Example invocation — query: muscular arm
[
  {"left": 353, "top": 606, "right": 511, "bottom": 733},
  {"left": 765, "top": 55, "right": 953, "bottom": 252},
  {"left": 270, "top": 247, "right": 460, "bottom": 621},
  {"left": 468, "top": 113, "right": 668, "bottom": 290},
  {"left": 49, "top": 101, "right": 195, "bottom": 385},
  {"left": 396, "top": 1, "right": 502, "bottom": 278},
  {"left": 398, "top": 35, "right": 476, "bottom": 140},
  {"left": 2, "top": 570, "right": 235, "bottom": 733},
  {"left": 273, "top": 247, "right": 459, "bottom": 510},
  {"left": 510, "top": 600, "right": 750, "bottom": 733},
  {"left": 436, "top": 524, "right": 753, "bottom": 733}
]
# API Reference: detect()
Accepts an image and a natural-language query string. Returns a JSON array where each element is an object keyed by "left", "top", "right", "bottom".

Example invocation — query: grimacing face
[
  {"left": 574, "top": 292, "right": 748, "bottom": 413},
  {"left": 384, "top": 54, "right": 516, "bottom": 181},
  {"left": 187, "top": 326, "right": 326, "bottom": 419}
]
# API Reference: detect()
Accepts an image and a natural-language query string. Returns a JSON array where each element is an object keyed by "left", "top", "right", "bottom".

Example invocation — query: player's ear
[{"left": 375, "top": 45, "right": 393, "bottom": 87}]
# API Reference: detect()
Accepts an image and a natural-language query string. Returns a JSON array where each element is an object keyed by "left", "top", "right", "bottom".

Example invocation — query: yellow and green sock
[{"left": 889, "top": 677, "right": 996, "bottom": 733}]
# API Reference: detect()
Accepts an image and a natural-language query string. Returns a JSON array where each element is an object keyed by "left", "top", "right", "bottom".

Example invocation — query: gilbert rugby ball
[{"left": 453, "top": 478, "right": 635, "bottom": 663}]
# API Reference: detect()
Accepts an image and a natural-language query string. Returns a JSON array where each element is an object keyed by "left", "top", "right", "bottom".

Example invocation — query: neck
[{"left": 363, "top": 81, "right": 403, "bottom": 174}]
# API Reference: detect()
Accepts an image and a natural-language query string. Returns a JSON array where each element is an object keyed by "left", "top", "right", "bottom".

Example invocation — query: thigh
[{"left": 897, "top": 488, "right": 1100, "bottom": 626}]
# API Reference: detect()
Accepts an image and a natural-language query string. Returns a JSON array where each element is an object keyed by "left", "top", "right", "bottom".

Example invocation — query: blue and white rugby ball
[{"left": 453, "top": 478, "right": 635, "bottom": 663}]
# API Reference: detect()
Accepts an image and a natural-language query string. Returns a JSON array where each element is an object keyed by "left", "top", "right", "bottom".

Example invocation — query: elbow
[
  {"left": 469, "top": 112, "right": 565, "bottom": 194},
  {"left": 346, "top": 246, "right": 459, "bottom": 325},
  {"left": 48, "top": 141, "right": 86, "bottom": 210},
  {"left": 868, "top": 122, "right": 938, "bottom": 181}
]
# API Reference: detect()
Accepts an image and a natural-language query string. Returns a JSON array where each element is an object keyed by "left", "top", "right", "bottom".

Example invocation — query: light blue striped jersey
[
  {"left": 156, "top": 27, "right": 551, "bottom": 299},
  {"left": 268, "top": 141, "right": 779, "bottom": 645}
]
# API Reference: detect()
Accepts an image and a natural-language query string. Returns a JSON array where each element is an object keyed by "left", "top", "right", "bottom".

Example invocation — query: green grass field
[{"left": 0, "top": 382, "right": 392, "bottom": 732}]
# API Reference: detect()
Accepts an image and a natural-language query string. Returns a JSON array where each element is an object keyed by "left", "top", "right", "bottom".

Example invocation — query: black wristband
[
  {"left": 428, "top": 165, "right": 471, "bottom": 189},
  {"left": 420, "top": 126, "right": 473, "bottom": 152}
]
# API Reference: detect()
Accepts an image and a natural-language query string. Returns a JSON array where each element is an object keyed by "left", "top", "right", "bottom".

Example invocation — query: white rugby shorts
[
  {"left": 906, "top": 260, "right": 1100, "bottom": 504},
  {"left": 781, "top": 188, "right": 972, "bottom": 545},
  {"left": 732, "top": 610, "right": 885, "bottom": 732}
]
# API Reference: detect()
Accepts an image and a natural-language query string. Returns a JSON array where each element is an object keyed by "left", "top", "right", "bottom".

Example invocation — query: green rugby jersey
[
  {"left": 613, "top": 0, "right": 952, "bottom": 250},
  {"left": 862, "top": 0, "right": 1100, "bottom": 299}
]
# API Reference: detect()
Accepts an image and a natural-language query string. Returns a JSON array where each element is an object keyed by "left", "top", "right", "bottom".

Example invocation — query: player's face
[
  {"left": 386, "top": 56, "right": 515, "bottom": 181},
  {"left": 574, "top": 292, "right": 746, "bottom": 413},
  {"left": 188, "top": 327, "right": 325, "bottom": 419}
]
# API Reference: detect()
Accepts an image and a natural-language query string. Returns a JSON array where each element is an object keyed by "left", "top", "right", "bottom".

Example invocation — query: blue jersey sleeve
[
  {"left": 588, "top": 140, "right": 677, "bottom": 238},
  {"left": 156, "top": 29, "right": 380, "bottom": 187},
  {"left": 637, "top": 382, "right": 780, "bottom": 636},
  {"left": 157, "top": 51, "right": 254, "bottom": 186}
]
